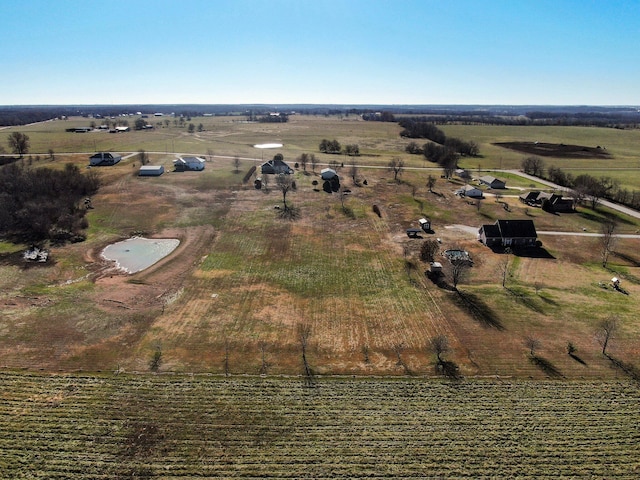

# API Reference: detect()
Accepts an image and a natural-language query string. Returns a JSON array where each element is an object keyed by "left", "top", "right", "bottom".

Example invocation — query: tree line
[
  {"left": 0, "top": 163, "right": 100, "bottom": 243},
  {"left": 522, "top": 156, "right": 640, "bottom": 210}
]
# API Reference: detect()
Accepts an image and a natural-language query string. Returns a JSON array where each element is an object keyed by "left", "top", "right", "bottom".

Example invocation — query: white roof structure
[{"left": 321, "top": 168, "right": 338, "bottom": 180}]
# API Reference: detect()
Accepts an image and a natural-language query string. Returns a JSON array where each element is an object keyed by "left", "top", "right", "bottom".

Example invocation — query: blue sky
[{"left": 1, "top": 0, "right": 638, "bottom": 106}]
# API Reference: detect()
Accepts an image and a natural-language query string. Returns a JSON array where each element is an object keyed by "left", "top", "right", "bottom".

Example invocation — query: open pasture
[{"left": 1, "top": 115, "right": 640, "bottom": 380}]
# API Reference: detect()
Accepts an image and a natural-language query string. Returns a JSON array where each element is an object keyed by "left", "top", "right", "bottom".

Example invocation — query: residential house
[
  {"left": 174, "top": 156, "right": 205, "bottom": 171},
  {"left": 479, "top": 175, "right": 506, "bottom": 189},
  {"left": 519, "top": 191, "right": 573, "bottom": 212},
  {"left": 89, "top": 152, "right": 122, "bottom": 166},
  {"left": 261, "top": 157, "right": 294, "bottom": 175},
  {"left": 479, "top": 219, "right": 538, "bottom": 248},
  {"left": 456, "top": 184, "right": 483, "bottom": 198}
]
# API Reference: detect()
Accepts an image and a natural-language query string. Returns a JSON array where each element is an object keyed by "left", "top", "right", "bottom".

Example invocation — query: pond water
[
  {"left": 254, "top": 143, "right": 283, "bottom": 149},
  {"left": 101, "top": 237, "right": 180, "bottom": 273}
]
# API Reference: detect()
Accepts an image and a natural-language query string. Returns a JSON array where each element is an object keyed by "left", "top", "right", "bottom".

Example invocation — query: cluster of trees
[
  {"left": 422, "top": 142, "right": 460, "bottom": 178},
  {"left": 361, "top": 111, "right": 396, "bottom": 122},
  {"left": 400, "top": 119, "right": 479, "bottom": 157},
  {"left": 319, "top": 139, "right": 342, "bottom": 154},
  {"left": 258, "top": 113, "right": 289, "bottom": 123},
  {"left": 0, "top": 163, "right": 100, "bottom": 243}
]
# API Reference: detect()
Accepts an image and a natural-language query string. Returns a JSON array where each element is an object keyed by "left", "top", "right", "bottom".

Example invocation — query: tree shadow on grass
[
  {"left": 453, "top": 291, "right": 504, "bottom": 330},
  {"left": 529, "top": 355, "right": 564, "bottom": 378},
  {"left": 569, "top": 353, "right": 587, "bottom": 366},
  {"left": 606, "top": 354, "right": 640, "bottom": 382},
  {"left": 436, "top": 360, "right": 462, "bottom": 381},
  {"left": 612, "top": 251, "right": 640, "bottom": 268},
  {"left": 505, "top": 288, "right": 545, "bottom": 314}
]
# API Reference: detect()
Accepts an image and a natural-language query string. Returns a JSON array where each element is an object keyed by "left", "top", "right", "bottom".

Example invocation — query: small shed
[
  {"left": 430, "top": 262, "right": 443, "bottom": 274},
  {"left": 139, "top": 165, "right": 165, "bottom": 176},
  {"left": 419, "top": 218, "right": 431, "bottom": 232}
]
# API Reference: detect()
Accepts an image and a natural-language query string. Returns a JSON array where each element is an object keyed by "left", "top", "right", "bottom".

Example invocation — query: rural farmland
[{"left": 1, "top": 113, "right": 640, "bottom": 477}]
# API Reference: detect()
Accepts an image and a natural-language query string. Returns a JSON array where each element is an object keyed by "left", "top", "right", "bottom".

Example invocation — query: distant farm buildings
[
  {"left": 89, "top": 152, "right": 121, "bottom": 166},
  {"left": 479, "top": 219, "right": 538, "bottom": 248},
  {"left": 173, "top": 156, "right": 205, "bottom": 171}
]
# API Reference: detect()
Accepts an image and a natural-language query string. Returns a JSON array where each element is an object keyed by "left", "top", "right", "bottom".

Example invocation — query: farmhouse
[
  {"left": 520, "top": 191, "right": 574, "bottom": 212},
  {"left": 479, "top": 175, "right": 506, "bottom": 189},
  {"left": 261, "top": 157, "right": 294, "bottom": 175},
  {"left": 478, "top": 219, "right": 538, "bottom": 248},
  {"left": 173, "top": 156, "right": 205, "bottom": 171},
  {"left": 89, "top": 152, "right": 122, "bottom": 166},
  {"left": 138, "top": 165, "right": 165, "bottom": 176},
  {"left": 456, "top": 184, "right": 483, "bottom": 198}
]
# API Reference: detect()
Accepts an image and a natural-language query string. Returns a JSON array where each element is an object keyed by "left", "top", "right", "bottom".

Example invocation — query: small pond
[{"left": 101, "top": 237, "right": 180, "bottom": 274}]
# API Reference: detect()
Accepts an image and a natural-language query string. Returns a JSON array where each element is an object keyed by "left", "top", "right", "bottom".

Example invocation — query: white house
[{"left": 174, "top": 156, "right": 205, "bottom": 171}]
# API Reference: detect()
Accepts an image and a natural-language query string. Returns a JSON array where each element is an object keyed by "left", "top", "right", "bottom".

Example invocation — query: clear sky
[{"left": 1, "top": 0, "right": 638, "bottom": 106}]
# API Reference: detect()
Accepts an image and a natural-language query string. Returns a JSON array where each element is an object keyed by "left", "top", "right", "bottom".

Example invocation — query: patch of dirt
[
  {"left": 493, "top": 141, "right": 611, "bottom": 159},
  {"left": 89, "top": 225, "right": 215, "bottom": 314}
]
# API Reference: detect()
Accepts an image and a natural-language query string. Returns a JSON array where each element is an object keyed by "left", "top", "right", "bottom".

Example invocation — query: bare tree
[
  {"left": 426, "top": 174, "right": 437, "bottom": 193},
  {"left": 276, "top": 174, "right": 294, "bottom": 211},
  {"left": 8, "top": 132, "right": 30, "bottom": 158},
  {"left": 137, "top": 149, "right": 149, "bottom": 165},
  {"left": 521, "top": 156, "right": 545, "bottom": 177},
  {"left": 429, "top": 335, "right": 450, "bottom": 364},
  {"left": 349, "top": 161, "right": 360, "bottom": 185},
  {"left": 223, "top": 338, "right": 230, "bottom": 376},
  {"left": 388, "top": 157, "right": 405, "bottom": 181},
  {"left": 597, "top": 315, "right": 619, "bottom": 355},
  {"left": 600, "top": 219, "right": 617, "bottom": 268},
  {"left": 233, "top": 156, "right": 241, "bottom": 173},
  {"left": 310, "top": 153, "right": 318, "bottom": 173},
  {"left": 258, "top": 340, "right": 269, "bottom": 375},
  {"left": 297, "top": 323, "right": 316, "bottom": 387},
  {"left": 206, "top": 148, "right": 214, "bottom": 162},
  {"left": 338, "top": 186, "right": 351, "bottom": 214},
  {"left": 525, "top": 336, "right": 541, "bottom": 356},
  {"left": 149, "top": 344, "right": 162, "bottom": 372},
  {"left": 48, "top": 149, "right": 55, "bottom": 162},
  {"left": 498, "top": 248, "right": 512, "bottom": 288},
  {"left": 297, "top": 153, "right": 309, "bottom": 172},
  {"left": 449, "top": 260, "right": 470, "bottom": 290}
]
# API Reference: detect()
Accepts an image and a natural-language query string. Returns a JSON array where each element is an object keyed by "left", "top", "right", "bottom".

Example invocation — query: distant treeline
[{"left": 1, "top": 105, "right": 639, "bottom": 128}]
